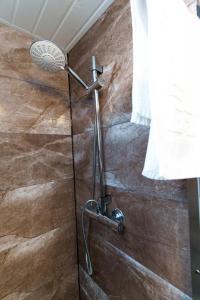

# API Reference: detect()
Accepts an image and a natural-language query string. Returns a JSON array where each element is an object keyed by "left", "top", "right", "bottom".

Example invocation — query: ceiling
[{"left": 0, "top": 0, "right": 114, "bottom": 53}]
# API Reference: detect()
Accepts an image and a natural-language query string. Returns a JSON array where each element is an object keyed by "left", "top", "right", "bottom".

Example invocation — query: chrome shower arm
[
  {"left": 64, "top": 64, "right": 104, "bottom": 93},
  {"left": 65, "top": 65, "right": 89, "bottom": 89}
]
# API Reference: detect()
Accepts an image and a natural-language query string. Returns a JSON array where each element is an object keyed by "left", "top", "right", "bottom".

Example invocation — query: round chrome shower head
[{"left": 30, "top": 40, "right": 66, "bottom": 72}]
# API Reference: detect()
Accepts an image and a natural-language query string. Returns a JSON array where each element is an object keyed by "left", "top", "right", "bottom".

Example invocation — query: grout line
[
  {"left": 11, "top": 0, "right": 20, "bottom": 24},
  {"left": 0, "top": 131, "right": 72, "bottom": 138},
  {"left": 0, "top": 73, "right": 67, "bottom": 93},
  {"left": 72, "top": 119, "right": 132, "bottom": 137},
  {"left": 67, "top": 52, "right": 81, "bottom": 299},
  {"left": 50, "top": 0, "right": 77, "bottom": 42},
  {"left": 32, "top": 0, "right": 49, "bottom": 34}
]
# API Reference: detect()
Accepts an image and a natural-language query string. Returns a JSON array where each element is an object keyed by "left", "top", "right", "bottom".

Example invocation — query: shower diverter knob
[{"left": 112, "top": 208, "right": 125, "bottom": 223}]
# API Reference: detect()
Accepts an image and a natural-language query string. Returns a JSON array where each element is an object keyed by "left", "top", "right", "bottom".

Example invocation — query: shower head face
[{"left": 30, "top": 40, "right": 66, "bottom": 72}]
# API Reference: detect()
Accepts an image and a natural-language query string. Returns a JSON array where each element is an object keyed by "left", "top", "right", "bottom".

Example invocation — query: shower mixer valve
[
  {"left": 85, "top": 195, "right": 125, "bottom": 234},
  {"left": 84, "top": 200, "right": 125, "bottom": 234}
]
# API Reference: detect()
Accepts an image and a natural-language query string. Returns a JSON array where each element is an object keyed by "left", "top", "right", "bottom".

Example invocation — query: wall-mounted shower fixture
[
  {"left": 30, "top": 40, "right": 104, "bottom": 94},
  {"left": 82, "top": 56, "right": 125, "bottom": 276},
  {"left": 29, "top": 40, "right": 125, "bottom": 276}
]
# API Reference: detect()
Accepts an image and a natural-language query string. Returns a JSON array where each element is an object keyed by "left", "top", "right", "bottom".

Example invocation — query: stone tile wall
[
  {"left": 69, "top": 0, "right": 194, "bottom": 299},
  {"left": 0, "top": 24, "right": 78, "bottom": 300}
]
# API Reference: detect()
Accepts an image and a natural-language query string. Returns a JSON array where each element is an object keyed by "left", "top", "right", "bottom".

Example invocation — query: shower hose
[
  {"left": 81, "top": 117, "right": 99, "bottom": 276},
  {"left": 81, "top": 199, "right": 99, "bottom": 275}
]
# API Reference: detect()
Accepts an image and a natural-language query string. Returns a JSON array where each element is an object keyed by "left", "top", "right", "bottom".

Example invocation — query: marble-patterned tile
[
  {"left": 0, "top": 179, "right": 74, "bottom": 238},
  {"left": 70, "top": 0, "right": 192, "bottom": 298},
  {"left": 80, "top": 235, "right": 191, "bottom": 300},
  {"left": 69, "top": 0, "right": 132, "bottom": 134},
  {"left": 1, "top": 272, "right": 79, "bottom": 300},
  {"left": 1, "top": 275, "right": 78, "bottom": 300},
  {"left": 0, "top": 226, "right": 78, "bottom": 299},
  {"left": 75, "top": 179, "right": 191, "bottom": 295},
  {"left": 69, "top": 0, "right": 197, "bottom": 136},
  {"left": 103, "top": 122, "right": 187, "bottom": 201},
  {"left": 0, "top": 21, "right": 77, "bottom": 300},
  {"left": 0, "top": 133, "right": 73, "bottom": 191},
  {"left": 0, "top": 76, "right": 70, "bottom": 135},
  {"left": 73, "top": 122, "right": 187, "bottom": 202},
  {"left": 0, "top": 23, "right": 67, "bottom": 92},
  {"left": 79, "top": 266, "right": 108, "bottom": 300}
]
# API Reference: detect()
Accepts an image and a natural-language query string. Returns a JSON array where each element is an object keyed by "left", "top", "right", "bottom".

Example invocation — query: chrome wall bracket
[
  {"left": 65, "top": 64, "right": 104, "bottom": 93},
  {"left": 92, "top": 65, "right": 103, "bottom": 74}
]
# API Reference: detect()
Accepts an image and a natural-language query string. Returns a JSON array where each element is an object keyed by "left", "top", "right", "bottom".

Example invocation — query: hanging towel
[
  {"left": 130, "top": 0, "right": 150, "bottom": 126},
  {"left": 130, "top": 0, "right": 200, "bottom": 180}
]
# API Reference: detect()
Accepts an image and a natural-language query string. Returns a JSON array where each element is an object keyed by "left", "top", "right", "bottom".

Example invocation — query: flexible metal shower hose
[
  {"left": 81, "top": 199, "right": 99, "bottom": 275},
  {"left": 81, "top": 115, "right": 99, "bottom": 276}
]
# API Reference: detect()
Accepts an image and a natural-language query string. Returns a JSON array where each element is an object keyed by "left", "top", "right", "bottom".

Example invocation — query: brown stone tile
[
  {"left": 80, "top": 235, "right": 191, "bottom": 300},
  {"left": 69, "top": 0, "right": 197, "bottom": 135},
  {"left": 73, "top": 122, "right": 187, "bottom": 202},
  {"left": 75, "top": 179, "right": 191, "bottom": 295},
  {"left": 0, "top": 22, "right": 77, "bottom": 300},
  {"left": 73, "top": 130, "right": 94, "bottom": 182},
  {"left": 0, "top": 179, "right": 74, "bottom": 238},
  {"left": 0, "top": 226, "right": 78, "bottom": 299},
  {"left": 80, "top": 289, "right": 89, "bottom": 300},
  {"left": 1, "top": 275, "right": 78, "bottom": 300},
  {"left": 79, "top": 266, "right": 108, "bottom": 300},
  {"left": 103, "top": 122, "right": 187, "bottom": 201},
  {"left": 0, "top": 76, "right": 70, "bottom": 135},
  {"left": 0, "top": 23, "right": 67, "bottom": 92},
  {"left": 70, "top": 0, "right": 192, "bottom": 298},
  {"left": 0, "top": 133, "right": 73, "bottom": 191},
  {"left": 69, "top": 0, "right": 132, "bottom": 134}
]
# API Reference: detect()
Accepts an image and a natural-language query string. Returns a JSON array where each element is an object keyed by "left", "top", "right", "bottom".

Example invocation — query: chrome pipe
[
  {"left": 81, "top": 57, "right": 125, "bottom": 277},
  {"left": 92, "top": 56, "right": 106, "bottom": 203},
  {"left": 65, "top": 65, "right": 105, "bottom": 93},
  {"left": 65, "top": 65, "right": 89, "bottom": 89}
]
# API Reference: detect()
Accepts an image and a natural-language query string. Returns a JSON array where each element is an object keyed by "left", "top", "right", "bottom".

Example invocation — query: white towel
[
  {"left": 130, "top": 0, "right": 151, "bottom": 126},
  {"left": 130, "top": 0, "right": 200, "bottom": 180}
]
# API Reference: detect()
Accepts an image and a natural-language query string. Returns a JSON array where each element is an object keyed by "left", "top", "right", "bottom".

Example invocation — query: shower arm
[{"left": 63, "top": 64, "right": 104, "bottom": 93}]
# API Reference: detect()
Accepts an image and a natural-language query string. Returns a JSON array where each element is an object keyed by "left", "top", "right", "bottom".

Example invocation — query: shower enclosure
[{"left": 0, "top": 0, "right": 196, "bottom": 299}]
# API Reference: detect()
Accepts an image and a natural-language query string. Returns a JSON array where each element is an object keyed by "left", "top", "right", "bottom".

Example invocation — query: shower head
[
  {"left": 30, "top": 40, "right": 66, "bottom": 72},
  {"left": 30, "top": 40, "right": 105, "bottom": 92}
]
